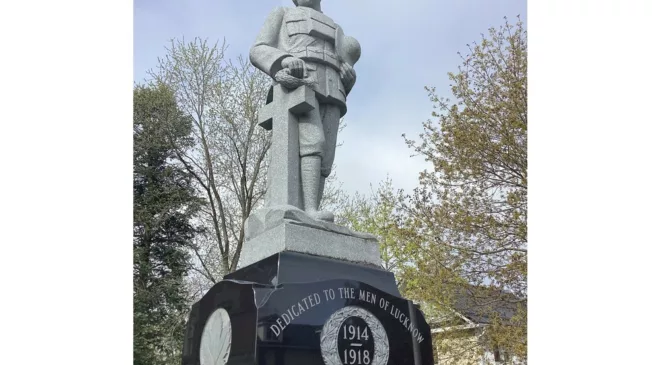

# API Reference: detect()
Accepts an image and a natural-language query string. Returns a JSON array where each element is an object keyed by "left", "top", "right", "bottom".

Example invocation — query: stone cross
[{"left": 258, "top": 84, "right": 317, "bottom": 210}]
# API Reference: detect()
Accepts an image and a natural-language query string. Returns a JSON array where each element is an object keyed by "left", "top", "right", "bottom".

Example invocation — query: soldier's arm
[
  {"left": 341, "top": 62, "right": 357, "bottom": 95},
  {"left": 249, "top": 7, "right": 291, "bottom": 78},
  {"left": 336, "top": 27, "right": 360, "bottom": 96}
]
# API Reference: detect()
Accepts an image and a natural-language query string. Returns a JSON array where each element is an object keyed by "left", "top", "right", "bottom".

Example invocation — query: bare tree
[{"left": 149, "top": 38, "right": 272, "bottom": 291}]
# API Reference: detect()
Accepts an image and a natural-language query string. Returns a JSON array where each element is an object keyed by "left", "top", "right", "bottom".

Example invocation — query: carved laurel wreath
[
  {"left": 200, "top": 308, "right": 232, "bottom": 365},
  {"left": 320, "top": 306, "right": 389, "bottom": 365}
]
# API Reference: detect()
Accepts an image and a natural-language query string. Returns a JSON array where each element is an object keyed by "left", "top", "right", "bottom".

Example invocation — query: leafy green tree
[
  {"left": 337, "top": 177, "right": 415, "bottom": 289},
  {"left": 402, "top": 16, "right": 527, "bottom": 363},
  {"left": 134, "top": 83, "right": 201, "bottom": 365}
]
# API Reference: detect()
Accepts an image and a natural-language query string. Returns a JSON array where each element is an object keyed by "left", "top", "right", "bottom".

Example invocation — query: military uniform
[{"left": 250, "top": 6, "right": 356, "bottom": 178}]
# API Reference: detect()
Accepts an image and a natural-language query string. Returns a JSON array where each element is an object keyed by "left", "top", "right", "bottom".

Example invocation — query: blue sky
[{"left": 134, "top": 0, "right": 527, "bottom": 196}]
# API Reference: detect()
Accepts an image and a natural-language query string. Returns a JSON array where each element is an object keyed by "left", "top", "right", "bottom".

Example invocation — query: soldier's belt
[{"left": 289, "top": 49, "right": 340, "bottom": 70}]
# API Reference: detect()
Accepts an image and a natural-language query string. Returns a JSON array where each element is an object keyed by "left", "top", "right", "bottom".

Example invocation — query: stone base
[
  {"left": 245, "top": 205, "right": 377, "bottom": 241},
  {"left": 239, "top": 218, "right": 381, "bottom": 269},
  {"left": 227, "top": 251, "right": 400, "bottom": 297},
  {"left": 183, "top": 278, "right": 435, "bottom": 365}
]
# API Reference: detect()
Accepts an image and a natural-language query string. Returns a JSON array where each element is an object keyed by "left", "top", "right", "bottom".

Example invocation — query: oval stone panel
[
  {"left": 200, "top": 308, "right": 232, "bottom": 365},
  {"left": 321, "top": 306, "right": 389, "bottom": 365},
  {"left": 337, "top": 316, "right": 375, "bottom": 365}
]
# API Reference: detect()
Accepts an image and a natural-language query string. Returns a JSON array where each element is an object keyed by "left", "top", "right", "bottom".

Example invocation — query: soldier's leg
[
  {"left": 298, "top": 102, "right": 324, "bottom": 160},
  {"left": 318, "top": 104, "right": 342, "bottom": 209},
  {"left": 298, "top": 101, "right": 333, "bottom": 221}
]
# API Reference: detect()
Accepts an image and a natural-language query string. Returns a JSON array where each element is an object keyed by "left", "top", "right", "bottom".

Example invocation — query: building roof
[{"left": 452, "top": 285, "right": 526, "bottom": 325}]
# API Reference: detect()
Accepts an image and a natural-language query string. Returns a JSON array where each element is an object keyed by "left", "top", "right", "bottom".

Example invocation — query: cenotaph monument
[{"left": 181, "top": 2, "right": 435, "bottom": 365}]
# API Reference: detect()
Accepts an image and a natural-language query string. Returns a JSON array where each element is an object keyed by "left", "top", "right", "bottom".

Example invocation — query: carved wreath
[
  {"left": 200, "top": 308, "right": 232, "bottom": 365},
  {"left": 320, "top": 306, "right": 389, "bottom": 365}
]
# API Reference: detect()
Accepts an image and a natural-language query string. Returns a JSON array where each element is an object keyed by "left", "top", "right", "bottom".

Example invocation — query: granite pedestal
[
  {"left": 240, "top": 219, "right": 380, "bottom": 269},
  {"left": 182, "top": 274, "right": 433, "bottom": 365}
]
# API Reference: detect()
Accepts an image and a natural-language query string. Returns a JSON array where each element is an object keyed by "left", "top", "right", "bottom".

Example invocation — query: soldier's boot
[{"left": 301, "top": 156, "right": 334, "bottom": 222}]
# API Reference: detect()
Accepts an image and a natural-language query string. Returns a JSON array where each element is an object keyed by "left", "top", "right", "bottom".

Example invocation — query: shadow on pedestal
[{"left": 226, "top": 251, "right": 400, "bottom": 297}]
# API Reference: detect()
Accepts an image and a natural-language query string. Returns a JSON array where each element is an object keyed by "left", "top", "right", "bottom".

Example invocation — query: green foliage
[
  {"left": 134, "top": 83, "right": 201, "bottom": 365},
  {"left": 337, "top": 177, "right": 419, "bottom": 291},
  {"left": 402, "top": 16, "right": 527, "bottom": 363}
]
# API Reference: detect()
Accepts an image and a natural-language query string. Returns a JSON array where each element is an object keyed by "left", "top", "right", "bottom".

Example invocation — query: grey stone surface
[
  {"left": 258, "top": 84, "right": 315, "bottom": 210},
  {"left": 245, "top": 204, "right": 377, "bottom": 241},
  {"left": 249, "top": 0, "right": 361, "bottom": 224},
  {"left": 238, "top": 219, "right": 381, "bottom": 269},
  {"left": 243, "top": 0, "right": 374, "bottom": 264}
]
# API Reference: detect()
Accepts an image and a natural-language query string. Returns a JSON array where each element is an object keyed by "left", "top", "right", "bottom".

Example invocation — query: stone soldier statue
[
  {"left": 182, "top": 7, "right": 433, "bottom": 365},
  {"left": 250, "top": 0, "right": 361, "bottom": 223}
]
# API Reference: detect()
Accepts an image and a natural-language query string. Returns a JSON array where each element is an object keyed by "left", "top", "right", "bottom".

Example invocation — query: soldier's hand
[
  {"left": 340, "top": 62, "right": 356, "bottom": 89},
  {"left": 281, "top": 57, "right": 306, "bottom": 79}
]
